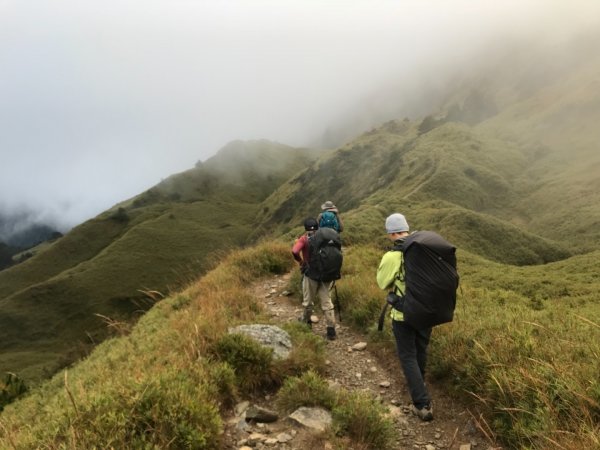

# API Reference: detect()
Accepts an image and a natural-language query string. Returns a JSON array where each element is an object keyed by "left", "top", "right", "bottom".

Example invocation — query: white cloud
[{"left": 1, "top": 0, "right": 599, "bottom": 231}]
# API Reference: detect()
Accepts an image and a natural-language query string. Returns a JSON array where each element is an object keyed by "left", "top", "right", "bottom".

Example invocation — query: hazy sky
[{"left": 1, "top": 0, "right": 598, "bottom": 232}]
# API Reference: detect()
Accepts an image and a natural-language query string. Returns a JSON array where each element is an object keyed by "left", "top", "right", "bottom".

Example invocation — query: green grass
[
  {"left": 276, "top": 371, "right": 395, "bottom": 449},
  {"left": 334, "top": 244, "right": 600, "bottom": 449},
  {"left": 0, "top": 242, "right": 294, "bottom": 448},
  {"left": 2, "top": 236, "right": 599, "bottom": 448},
  {"left": 0, "top": 142, "right": 319, "bottom": 383},
  {"left": 0, "top": 242, "right": 400, "bottom": 449},
  {"left": 332, "top": 390, "right": 396, "bottom": 450}
]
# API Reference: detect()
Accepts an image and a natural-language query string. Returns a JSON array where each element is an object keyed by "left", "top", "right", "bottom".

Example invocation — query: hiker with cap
[
  {"left": 317, "top": 200, "right": 344, "bottom": 233},
  {"left": 376, "top": 213, "right": 434, "bottom": 421},
  {"left": 292, "top": 217, "right": 341, "bottom": 341}
]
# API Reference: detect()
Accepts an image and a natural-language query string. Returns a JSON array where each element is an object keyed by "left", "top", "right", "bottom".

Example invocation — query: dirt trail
[{"left": 223, "top": 272, "right": 503, "bottom": 450}]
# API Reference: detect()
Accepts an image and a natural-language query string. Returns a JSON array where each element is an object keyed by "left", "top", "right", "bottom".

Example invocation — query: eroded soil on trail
[{"left": 223, "top": 272, "right": 503, "bottom": 450}]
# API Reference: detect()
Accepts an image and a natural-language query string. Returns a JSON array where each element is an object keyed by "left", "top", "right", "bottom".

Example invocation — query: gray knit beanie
[{"left": 385, "top": 213, "right": 409, "bottom": 234}]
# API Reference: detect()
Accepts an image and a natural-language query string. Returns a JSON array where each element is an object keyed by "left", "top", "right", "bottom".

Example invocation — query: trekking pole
[{"left": 332, "top": 282, "right": 342, "bottom": 322}]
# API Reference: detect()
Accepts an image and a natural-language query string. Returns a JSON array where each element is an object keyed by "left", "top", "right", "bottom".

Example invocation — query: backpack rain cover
[
  {"left": 306, "top": 227, "right": 343, "bottom": 282},
  {"left": 401, "top": 231, "right": 459, "bottom": 329}
]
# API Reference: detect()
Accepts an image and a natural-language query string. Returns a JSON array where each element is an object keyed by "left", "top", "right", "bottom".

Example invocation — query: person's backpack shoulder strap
[{"left": 377, "top": 244, "right": 404, "bottom": 331}]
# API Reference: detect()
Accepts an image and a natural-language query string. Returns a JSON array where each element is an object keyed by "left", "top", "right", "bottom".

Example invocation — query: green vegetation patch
[{"left": 0, "top": 242, "right": 295, "bottom": 449}]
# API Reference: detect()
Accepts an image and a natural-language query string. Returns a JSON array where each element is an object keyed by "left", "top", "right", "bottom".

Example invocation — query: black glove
[
  {"left": 300, "top": 263, "right": 308, "bottom": 275},
  {"left": 386, "top": 292, "right": 404, "bottom": 311}
]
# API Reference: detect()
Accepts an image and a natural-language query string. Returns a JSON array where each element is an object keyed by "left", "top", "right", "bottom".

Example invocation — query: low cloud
[{"left": 1, "top": 0, "right": 598, "bottom": 234}]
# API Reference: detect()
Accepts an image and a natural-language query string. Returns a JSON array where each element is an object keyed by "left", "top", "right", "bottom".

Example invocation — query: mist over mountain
[
  {"left": 3, "top": 0, "right": 599, "bottom": 236},
  {"left": 0, "top": 210, "right": 61, "bottom": 248}
]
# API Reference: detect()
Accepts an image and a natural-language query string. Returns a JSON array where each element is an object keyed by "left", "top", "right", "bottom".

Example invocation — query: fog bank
[{"left": 1, "top": 0, "right": 599, "bottom": 235}]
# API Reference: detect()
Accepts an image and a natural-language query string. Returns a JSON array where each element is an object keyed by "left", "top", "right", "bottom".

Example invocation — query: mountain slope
[{"left": 0, "top": 140, "right": 319, "bottom": 381}]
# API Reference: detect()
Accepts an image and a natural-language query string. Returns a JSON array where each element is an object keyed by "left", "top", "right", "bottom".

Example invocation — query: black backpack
[
  {"left": 379, "top": 231, "right": 459, "bottom": 330},
  {"left": 305, "top": 227, "right": 343, "bottom": 282}
]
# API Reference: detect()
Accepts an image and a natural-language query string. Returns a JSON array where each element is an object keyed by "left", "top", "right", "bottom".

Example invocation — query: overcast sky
[{"left": 1, "top": 0, "right": 599, "bottom": 233}]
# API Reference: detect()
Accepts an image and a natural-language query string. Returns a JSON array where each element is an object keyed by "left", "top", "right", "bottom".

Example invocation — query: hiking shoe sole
[{"left": 411, "top": 404, "right": 433, "bottom": 421}]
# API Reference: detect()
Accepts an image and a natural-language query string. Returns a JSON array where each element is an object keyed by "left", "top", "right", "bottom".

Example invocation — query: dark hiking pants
[{"left": 392, "top": 319, "right": 432, "bottom": 409}]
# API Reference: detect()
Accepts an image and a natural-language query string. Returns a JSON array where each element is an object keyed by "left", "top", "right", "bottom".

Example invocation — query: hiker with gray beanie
[{"left": 376, "top": 213, "right": 434, "bottom": 421}]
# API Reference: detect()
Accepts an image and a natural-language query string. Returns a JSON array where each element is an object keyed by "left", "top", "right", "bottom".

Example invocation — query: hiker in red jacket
[{"left": 292, "top": 218, "right": 337, "bottom": 340}]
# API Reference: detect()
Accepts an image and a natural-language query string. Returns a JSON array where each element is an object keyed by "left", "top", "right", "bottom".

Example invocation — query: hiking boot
[
  {"left": 326, "top": 326, "right": 336, "bottom": 341},
  {"left": 411, "top": 404, "right": 433, "bottom": 421},
  {"left": 297, "top": 316, "right": 312, "bottom": 329},
  {"left": 298, "top": 310, "right": 313, "bottom": 329}
]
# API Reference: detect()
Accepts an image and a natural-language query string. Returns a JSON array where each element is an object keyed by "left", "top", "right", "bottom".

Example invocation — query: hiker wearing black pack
[
  {"left": 376, "top": 213, "right": 458, "bottom": 422},
  {"left": 292, "top": 218, "right": 343, "bottom": 341},
  {"left": 317, "top": 200, "right": 344, "bottom": 233}
]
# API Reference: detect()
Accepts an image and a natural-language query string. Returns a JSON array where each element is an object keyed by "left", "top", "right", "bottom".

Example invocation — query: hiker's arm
[
  {"left": 337, "top": 214, "right": 344, "bottom": 232},
  {"left": 376, "top": 252, "right": 400, "bottom": 290},
  {"left": 291, "top": 236, "right": 306, "bottom": 264}
]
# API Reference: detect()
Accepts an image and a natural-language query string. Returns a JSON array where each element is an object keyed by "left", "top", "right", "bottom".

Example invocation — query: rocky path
[{"left": 223, "top": 272, "right": 502, "bottom": 450}]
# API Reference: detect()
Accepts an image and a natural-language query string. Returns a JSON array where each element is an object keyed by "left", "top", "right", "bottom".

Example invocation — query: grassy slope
[
  {"left": 0, "top": 242, "right": 300, "bottom": 449},
  {"left": 473, "top": 47, "right": 600, "bottom": 252},
  {"left": 1, "top": 239, "right": 597, "bottom": 449},
  {"left": 0, "top": 140, "right": 318, "bottom": 382},
  {"left": 259, "top": 119, "right": 573, "bottom": 265}
]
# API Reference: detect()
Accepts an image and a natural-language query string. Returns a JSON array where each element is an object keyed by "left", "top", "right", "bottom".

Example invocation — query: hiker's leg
[
  {"left": 415, "top": 327, "right": 432, "bottom": 378},
  {"left": 302, "top": 277, "right": 317, "bottom": 321},
  {"left": 317, "top": 281, "right": 336, "bottom": 328},
  {"left": 392, "top": 320, "right": 430, "bottom": 408}
]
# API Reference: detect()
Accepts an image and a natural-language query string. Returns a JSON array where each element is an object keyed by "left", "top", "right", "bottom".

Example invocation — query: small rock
[
  {"left": 281, "top": 290, "right": 292, "bottom": 296},
  {"left": 460, "top": 445, "right": 471, "bottom": 450},
  {"left": 245, "top": 405, "right": 279, "bottom": 423},
  {"left": 238, "top": 446, "right": 252, "bottom": 450},
  {"left": 277, "top": 432, "right": 293, "bottom": 443},
  {"left": 379, "top": 381, "right": 391, "bottom": 388},
  {"left": 288, "top": 407, "right": 332, "bottom": 432},
  {"left": 310, "top": 315, "right": 319, "bottom": 323},
  {"left": 386, "top": 405, "right": 403, "bottom": 418},
  {"left": 352, "top": 342, "right": 368, "bottom": 351},
  {"left": 435, "top": 432, "right": 441, "bottom": 439},
  {"left": 247, "top": 432, "right": 267, "bottom": 445},
  {"left": 370, "top": 366, "right": 377, "bottom": 373},
  {"left": 234, "top": 418, "right": 248, "bottom": 432},
  {"left": 355, "top": 373, "right": 362, "bottom": 379},
  {"left": 425, "top": 445, "right": 436, "bottom": 450},
  {"left": 327, "top": 380, "right": 342, "bottom": 390},
  {"left": 235, "top": 401, "right": 250, "bottom": 416},
  {"left": 265, "top": 438, "right": 278, "bottom": 446}
]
